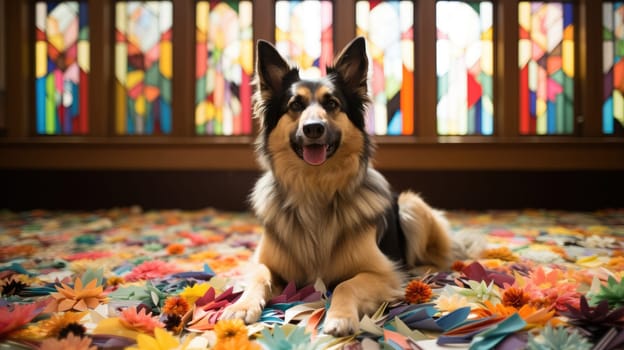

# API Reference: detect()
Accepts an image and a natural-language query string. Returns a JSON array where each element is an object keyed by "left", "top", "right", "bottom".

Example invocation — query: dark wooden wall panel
[{"left": 1, "top": 169, "right": 622, "bottom": 211}]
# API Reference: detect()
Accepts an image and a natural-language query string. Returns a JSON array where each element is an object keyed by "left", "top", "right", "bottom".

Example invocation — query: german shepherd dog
[{"left": 222, "top": 37, "right": 466, "bottom": 336}]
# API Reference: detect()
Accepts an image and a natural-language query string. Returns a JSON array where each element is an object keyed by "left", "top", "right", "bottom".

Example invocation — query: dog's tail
[{"left": 397, "top": 191, "right": 485, "bottom": 272}]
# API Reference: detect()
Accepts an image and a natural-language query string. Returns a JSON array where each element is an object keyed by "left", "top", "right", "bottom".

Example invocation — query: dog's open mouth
[{"left": 291, "top": 142, "right": 338, "bottom": 166}]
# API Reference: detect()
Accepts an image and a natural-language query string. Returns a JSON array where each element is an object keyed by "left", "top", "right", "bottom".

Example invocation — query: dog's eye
[
  {"left": 324, "top": 99, "right": 339, "bottom": 111},
  {"left": 289, "top": 101, "right": 304, "bottom": 112}
]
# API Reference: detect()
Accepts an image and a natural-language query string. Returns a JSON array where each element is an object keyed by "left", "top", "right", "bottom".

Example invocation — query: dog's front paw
[
  {"left": 221, "top": 298, "right": 265, "bottom": 324},
  {"left": 323, "top": 314, "right": 359, "bottom": 337}
]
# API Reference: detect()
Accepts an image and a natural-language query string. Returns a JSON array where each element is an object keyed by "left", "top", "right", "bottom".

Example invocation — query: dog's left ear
[{"left": 330, "top": 37, "right": 368, "bottom": 94}]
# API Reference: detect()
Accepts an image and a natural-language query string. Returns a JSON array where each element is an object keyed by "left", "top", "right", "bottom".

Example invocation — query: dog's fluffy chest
[{"left": 250, "top": 169, "right": 393, "bottom": 285}]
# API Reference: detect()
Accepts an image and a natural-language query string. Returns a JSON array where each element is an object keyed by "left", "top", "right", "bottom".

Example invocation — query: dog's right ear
[{"left": 256, "top": 40, "right": 293, "bottom": 93}]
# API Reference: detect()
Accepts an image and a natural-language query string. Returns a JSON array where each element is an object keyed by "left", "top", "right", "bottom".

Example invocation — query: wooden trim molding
[{"left": 1, "top": 139, "right": 622, "bottom": 170}]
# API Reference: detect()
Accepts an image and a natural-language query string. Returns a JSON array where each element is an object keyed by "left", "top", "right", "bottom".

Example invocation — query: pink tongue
[{"left": 302, "top": 144, "right": 328, "bottom": 165}]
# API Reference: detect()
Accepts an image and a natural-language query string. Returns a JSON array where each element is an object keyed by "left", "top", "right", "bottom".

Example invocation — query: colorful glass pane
[
  {"left": 195, "top": 1, "right": 253, "bottom": 136},
  {"left": 275, "top": 0, "right": 333, "bottom": 79},
  {"left": 436, "top": 1, "right": 493, "bottom": 136},
  {"left": 603, "top": 2, "right": 624, "bottom": 135},
  {"left": 356, "top": 1, "right": 414, "bottom": 135},
  {"left": 518, "top": 2, "right": 574, "bottom": 135},
  {"left": 35, "top": 1, "right": 89, "bottom": 135},
  {"left": 114, "top": 1, "right": 172, "bottom": 135}
]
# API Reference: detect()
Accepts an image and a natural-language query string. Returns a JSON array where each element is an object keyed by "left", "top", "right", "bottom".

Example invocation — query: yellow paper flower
[
  {"left": 179, "top": 283, "right": 211, "bottom": 305},
  {"left": 214, "top": 319, "right": 247, "bottom": 342},
  {"left": 213, "top": 319, "right": 260, "bottom": 350},
  {"left": 125, "top": 327, "right": 192, "bottom": 350},
  {"left": 46, "top": 277, "right": 108, "bottom": 312},
  {"left": 15, "top": 311, "right": 88, "bottom": 340},
  {"left": 435, "top": 291, "right": 473, "bottom": 312}
]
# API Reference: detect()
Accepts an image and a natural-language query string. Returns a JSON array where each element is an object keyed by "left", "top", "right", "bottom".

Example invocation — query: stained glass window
[
  {"left": 518, "top": 2, "right": 574, "bottom": 135},
  {"left": 356, "top": 1, "right": 414, "bottom": 136},
  {"left": 436, "top": 1, "right": 493, "bottom": 136},
  {"left": 195, "top": 1, "right": 253, "bottom": 136},
  {"left": 275, "top": 0, "right": 333, "bottom": 79},
  {"left": 603, "top": 2, "right": 624, "bottom": 135},
  {"left": 35, "top": 2, "right": 89, "bottom": 135},
  {"left": 114, "top": 1, "right": 172, "bottom": 135}
]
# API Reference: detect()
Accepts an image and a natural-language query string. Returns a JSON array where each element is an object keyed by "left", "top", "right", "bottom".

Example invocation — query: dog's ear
[
  {"left": 331, "top": 37, "right": 368, "bottom": 93},
  {"left": 256, "top": 40, "right": 293, "bottom": 93}
]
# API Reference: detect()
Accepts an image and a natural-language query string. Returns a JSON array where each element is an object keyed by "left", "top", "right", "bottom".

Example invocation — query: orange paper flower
[
  {"left": 162, "top": 296, "right": 190, "bottom": 317},
  {"left": 451, "top": 261, "right": 467, "bottom": 272},
  {"left": 119, "top": 306, "right": 165, "bottom": 334},
  {"left": 46, "top": 277, "right": 107, "bottom": 312},
  {"left": 166, "top": 243, "right": 185, "bottom": 255},
  {"left": 481, "top": 247, "right": 518, "bottom": 262},
  {"left": 502, "top": 286, "right": 531, "bottom": 309},
  {"left": 40, "top": 333, "right": 96, "bottom": 350},
  {"left": 404, "top": 280, "right": 433, "bottom": 304}
]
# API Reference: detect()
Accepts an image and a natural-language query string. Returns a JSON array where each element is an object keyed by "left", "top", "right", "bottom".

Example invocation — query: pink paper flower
[
  {"left": 124, "top": 260, "right": 182, "bottom": 282},
  {"left": 0, "top": 302, "right": 45, "bottom": 337}
]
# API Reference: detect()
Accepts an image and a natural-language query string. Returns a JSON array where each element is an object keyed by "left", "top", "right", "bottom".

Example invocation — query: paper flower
[
  {"left": 119, "top": 306, "right": 165, "bottom": 334},
  {"left": 0, "top": 302, "right": 45, "bottom": 337},
  {"left": 451, "top": 261, "right": 467, "bottom": 272},
  {"left": 179, "top": 283, "right": 211, "bottom": 305},
  {"left": 473, "top": 300, "right": 518, "bottom": 318},
  {"left": 481, "top": 247, "right": 519, "bottom": 262},
  {"left": 107, "top": 283, "right": 166, "bottom": 312},
  {"left": 124, "top": 260, "right": 182, "bottom": 282},
  {"left": 162, "top": 296, "right": 190, "bottom": 317},
  {"left": 458, "top": 280, "right": 501, "bottom": 306},
  {"left": 527, "top": 324, "right": 592, "bottom": 350},
  {"left": 125, "top": 327, "right": 192, "bottom": 350},
  {"left": 515, "top": 267, "right": 580, "bottom": 311},
  {"left": 166, "top": 243, "right": 186, "bottom": 255},
  {"left": 187, "top": 287, "right": 241, "bottom": 331},
  {"left": 502, "top": 286, "right": 531, "bottom": 308},
  {"left": 404, "top": 280, "right": 433, "bottom": 304},
  {"left": 0, "top": 275, "right": 30, "bottom": 297},
  {"left": 561, "top": 295, "right": 624, "bottom": 340},
  {"left": 17, "top": 311, "right": 88, "bottom": 340},
  {"left": 214, "top": 319, "right": 247, "bottom": 342},
  {"left": 39, "top": 333, "right": 97, "bottom": 350},
  {"left": 257, "top": 324, "right": 323, "bottom": 350},
  {"left": 435, "top": 286, "right": 474, "bottom": 312},
  {"left": 591, "top": 275, "right": 624, "bottom": 308},
  {"left": 472, "top": 301, "right": 557, "bottom": 329},
  {"left": 64, "top": 251, "right": 113, "bottom": 261},
  {"left": 461, "top": 261, "right": 515, "bottom": 288},
  {"left": 46, "top": 276, "right": 107, "bottom": 312}
]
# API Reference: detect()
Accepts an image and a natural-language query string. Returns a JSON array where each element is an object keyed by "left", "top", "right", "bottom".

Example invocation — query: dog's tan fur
[{"left": 221, "top": 38, "right": 458, "bottom": 336}]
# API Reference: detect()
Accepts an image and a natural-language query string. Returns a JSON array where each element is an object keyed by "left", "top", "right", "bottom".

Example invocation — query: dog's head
[{"left": 253, "top": 37, "right": 372, "bottom": 176}]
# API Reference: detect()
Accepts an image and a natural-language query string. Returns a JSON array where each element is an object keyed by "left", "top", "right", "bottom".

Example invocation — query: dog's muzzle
[{"left": 291, "top": 118, "right": 340, "bottom": 166}]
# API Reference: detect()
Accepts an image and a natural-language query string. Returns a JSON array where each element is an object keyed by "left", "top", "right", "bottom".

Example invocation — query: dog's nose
[{"left": 302, "top": 121, "right": 325, "bottom": 139}]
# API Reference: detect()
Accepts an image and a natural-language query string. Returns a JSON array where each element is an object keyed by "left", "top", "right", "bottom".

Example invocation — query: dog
[{"left": 221, "top": 37, "right": 473, "bottom": 337}]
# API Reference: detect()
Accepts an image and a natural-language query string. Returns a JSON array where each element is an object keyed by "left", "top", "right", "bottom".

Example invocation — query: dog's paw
[
  {"left": 323, "top": 315, "right": 359, "bottom": 337},
  {"left": 220, "top": 299, "right": 264, "bottom": 324}
]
